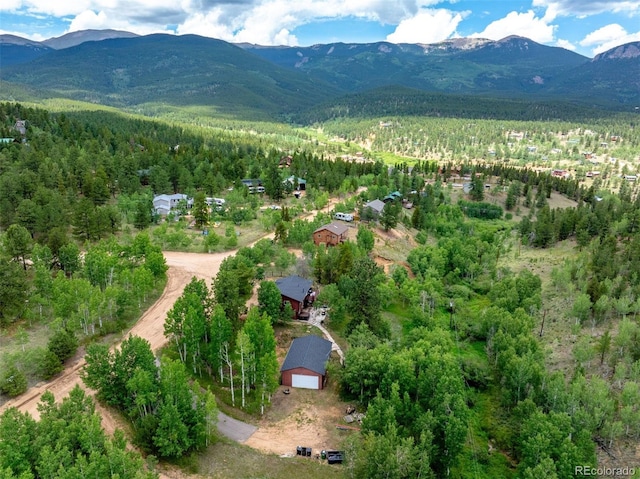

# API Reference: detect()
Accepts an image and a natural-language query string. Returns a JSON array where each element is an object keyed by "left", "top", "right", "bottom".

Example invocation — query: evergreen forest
[{"left": 1, "top": 98, "right": 640, "bottom": 479}]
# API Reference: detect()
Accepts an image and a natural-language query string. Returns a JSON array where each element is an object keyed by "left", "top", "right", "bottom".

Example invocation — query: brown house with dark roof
[
  {"left": 313, "top": 222, "right": 349, "bottom": 246},
  {"left": 275, "top": 275, "right": 315, "bottom": 319},
  {"left": 279, "top": 155, "right": 293, "bottom": 168}
]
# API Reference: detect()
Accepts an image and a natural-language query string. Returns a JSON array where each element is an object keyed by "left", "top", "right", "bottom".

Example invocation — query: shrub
[
  {"left": 0, "top": 365, "right": 28, "bottom": 397},
  {"left": 47, "top": 328, "right": 78, "bottom": 363}
]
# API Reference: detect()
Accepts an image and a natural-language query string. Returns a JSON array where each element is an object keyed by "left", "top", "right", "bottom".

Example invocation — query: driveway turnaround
[{"left": 217, "top": 411, "right": 257, "bottom": 442}]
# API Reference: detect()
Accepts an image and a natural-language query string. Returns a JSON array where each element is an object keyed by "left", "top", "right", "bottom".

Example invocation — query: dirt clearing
[{"left": 244, "top": 383, "right": 355, "bottom": 457}]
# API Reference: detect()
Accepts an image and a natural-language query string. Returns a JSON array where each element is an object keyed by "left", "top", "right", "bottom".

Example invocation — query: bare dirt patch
[
  {"left": 244, "top": 323, "right": 353, "bottom": 457},
  {"left": 244, "top": 382, "right": 355, "bottom": 457}
]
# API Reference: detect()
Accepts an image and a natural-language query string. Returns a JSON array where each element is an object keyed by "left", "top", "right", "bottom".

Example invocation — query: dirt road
[
  {"left": 0, "top": 251, "right": 233, "bottom": 423},
  {"left": 0, "top": 193, "right": 362, "bottom": 475},
  {"left": 0, "top": 189, "right": 361, "bottom": 419}
]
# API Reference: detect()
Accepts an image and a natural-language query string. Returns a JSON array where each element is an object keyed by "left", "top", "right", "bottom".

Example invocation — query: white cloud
[
  {"left": 579, "top": 23, "right": 640, "bottom": 55},
  {"left": 386, "top": 8, "right": 466, "bottom": 44},
  {"left": 470, "top": 10, "right": 556, "bottom": 44},
  {"left": 532, "top": 0, "right": 640, "bottom": 17},
  {"left": 68, "top": 9, "right": 172, "bottom": 35},
  {"left": 175, "top": 0, "right": 448, "bottom": 46},
  {"left": 0, "top": 0, "right": 184, "bottom": 18},
  {"left": 580, "top": 23, "right": 627, "bottom": 45},
  {"left": 1, "top": 1, "right": 452, "bottom": 45},
  {"left": 0, "top": 0, "right": 91, "bottom": 17},
  {"left": 555, "top": 38, "right": 576, "bottom": 51}
]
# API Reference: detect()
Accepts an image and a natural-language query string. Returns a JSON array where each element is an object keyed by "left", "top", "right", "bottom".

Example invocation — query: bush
[
  {"left": 0, "top": 365, "right": 28, "bottom": 397},
  {"left": 415, "top": 230, "right": 428, "bottom": 244},
  {"left": 38, "top": 349, "right": 64, "bottom": 380},
  {"left": 48, "top": 328, "right": 78, "bottom": 363}
]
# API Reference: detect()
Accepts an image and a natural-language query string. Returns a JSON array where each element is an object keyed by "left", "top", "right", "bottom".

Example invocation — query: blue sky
[{"left": 1, "top": 0, "right": 639, "bottom": 57}]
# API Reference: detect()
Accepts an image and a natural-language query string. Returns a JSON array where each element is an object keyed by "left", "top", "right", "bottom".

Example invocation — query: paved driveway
[{"left": 217, "top": 411, "right": 257, "bottom": 442}]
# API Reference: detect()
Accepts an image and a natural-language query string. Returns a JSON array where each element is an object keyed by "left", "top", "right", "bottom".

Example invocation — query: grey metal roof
[
  {"left": 275, "top": 275, "right": 312, "bottom": 303},
  {"left": 280, "top": 335, "right": 333, "bottom": 375},
  {"left": 313, "top": 222, "right": 349, "bottom": 236},
  {"left": 365, "top": 199, "right": 385, "bottom": 213}
]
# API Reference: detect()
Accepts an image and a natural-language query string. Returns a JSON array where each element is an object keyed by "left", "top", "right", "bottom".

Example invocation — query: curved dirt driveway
[
  {"left": 0, "top": 251, "right": 236, "bottom": 479},
  {"left": 0, "top": 251, "right": 233, "bottom": 422},
  {"left": 0, "top": 194, "right": 360, "bottom": 476}
]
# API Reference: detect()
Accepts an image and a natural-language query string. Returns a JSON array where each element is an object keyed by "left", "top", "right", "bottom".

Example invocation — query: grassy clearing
[
  {"left": 196, "top": 440, "right": 347, "bottom": 479},
  {"left": 498, "top": 237, "right": 583, "bottom": 373},
  {"left": 455, "top": 389, "right": 517, "bottom": 479},
  {"left": 0, "top": 321, "right": 51, "bottom": 358},
  {"left": 504, "top": 236, "right": 579, "bottom": 284},
  {"left": 371, "top": 151, "right": 423, "bottom": 166},
  {"left": 373, "top": 223, "right": 418, "bottom": 264}
]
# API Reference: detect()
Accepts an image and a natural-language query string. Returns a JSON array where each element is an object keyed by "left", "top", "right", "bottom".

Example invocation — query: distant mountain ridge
[
  {"left": 1, "top": 30, "right": 638, "bottom": 119},
  {"left": 0, "top": 35, "right": 54, "bottom": 67},
  {"left": 1, "top": 34, "right": 340, "bottom": 118},
  {"left": 42, "top": 29, "right": 139, "bottom": 49},
  {"left": 593, "top": 42, "right": 640, "bottom": 61}
]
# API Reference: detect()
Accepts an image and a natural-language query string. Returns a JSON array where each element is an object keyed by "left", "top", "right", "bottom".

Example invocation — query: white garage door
[{"left": 292, "top": 374, "right": 319, "bottom": 389}]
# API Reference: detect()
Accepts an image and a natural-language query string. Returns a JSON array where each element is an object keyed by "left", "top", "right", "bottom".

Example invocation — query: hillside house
[
  {"left": 152, "top": 194, "right": 192, "bottom": 216},
  {"left": 383, "top": 191, "right": 402, "bottom": 203},
  {"left": 284, "top": 175, "right": 306, "bottom": 191},
  {"left": 14, "top": 120, "right": 26, "bottom": 136},
  {"left": 280, "top": 335, "right": 333, "bottom": 390},
  {"left": 275, "top": 275, "right": 315, "bottom": 319},
  {"left": 241, "top": 179, "right": 265, "bottom": 194},
  {"left": 363, "top": 199, "right": 385, "bottom": 218},
  {"left": 279, "top": 155, "right": 293, "bottom": 168},
  {"left": 313, "top": 222, "right": 349, "bottom": 246}
]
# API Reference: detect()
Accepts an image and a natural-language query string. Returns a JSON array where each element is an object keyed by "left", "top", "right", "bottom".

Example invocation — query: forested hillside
[
  {"left": 1, "top": 99, "right": 640, "bottom": 478},
  {"left": 2, "top": 33, "right": 638, "bottom": 121}
]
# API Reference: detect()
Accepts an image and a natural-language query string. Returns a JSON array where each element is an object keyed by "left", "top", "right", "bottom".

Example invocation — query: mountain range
[{"left": 1, "top": 30, "right": 639, "bottom": 121}]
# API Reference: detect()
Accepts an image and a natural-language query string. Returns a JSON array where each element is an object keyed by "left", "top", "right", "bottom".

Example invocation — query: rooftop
[
  {"left": 280, "top": 335, "right": 333, "bottom": 375},
  {"left": 365, "top": 199, "right": 385, "bottom": 213},
  {"left": 275, "top": 275, "right": 313, "bottom": 303},
  {"left": 314, "top": 222, "right": 349, "bottom": 236}
]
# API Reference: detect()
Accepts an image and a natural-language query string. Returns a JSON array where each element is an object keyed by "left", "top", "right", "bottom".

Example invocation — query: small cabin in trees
[
  {"left": 279, "top": 155, "right": 293, "bottom": 168},
  {"left": 283, "top": 175, "right": 306, "bottom": 191},
  {"left": 313, "top": 222, "right": 349, "bottom": 246},
  {"left": 14, "top": 120, "right": 26, "bottom": 136},
  {"left": 241, "top": 178, "right": 264, "bottom": 193},
  {"left": 152, "top": 193, "right": 192, "bottom": 216},
  {"left": 275, "top": 275, "right": 315, "bottom": 319},
  {"left": 281, "top": 335, "right": 332, "bottom": 389},
  {"left": 363, "top": 199, "right": 385, "bottom": 217}
]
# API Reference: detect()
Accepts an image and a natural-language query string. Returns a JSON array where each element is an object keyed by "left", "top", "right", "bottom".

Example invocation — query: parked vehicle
[
  {"left": 326, "top": 450, "right": 344, "bottom": 464},
  {"left": 334, "top": 212, "right": 353, "bottom": 222}
]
